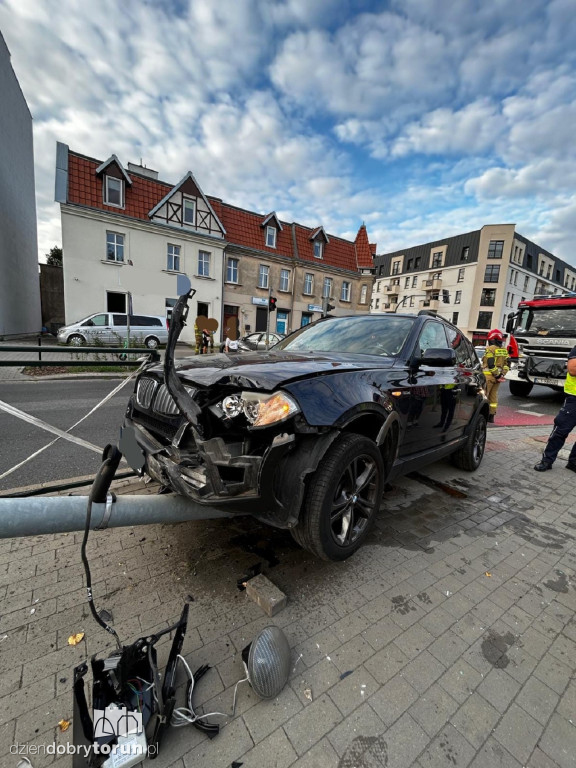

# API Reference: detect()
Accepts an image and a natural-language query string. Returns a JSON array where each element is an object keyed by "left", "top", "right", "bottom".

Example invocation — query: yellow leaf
[
  {"left": 68, "top": 632, "right": 85, "bottom": 646},
  {"left": 485, "top": 572, "right": 492, "bottom": 578},
  {"left": 58, "top": 719, "right": 71, "bottom": 732}
]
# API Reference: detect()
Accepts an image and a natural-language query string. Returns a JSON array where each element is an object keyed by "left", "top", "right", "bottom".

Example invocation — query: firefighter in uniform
[
  {"left": 482, "top": 329, "right": 510, "bottom": 423},
  {"left": 534, "top": 344, "right": 576, "bottom": 471}
]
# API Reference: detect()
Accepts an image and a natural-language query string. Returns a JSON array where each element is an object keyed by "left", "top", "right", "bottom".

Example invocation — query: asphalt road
[{"left": 0, "top": 377, "right": 565, "bottom": 492}]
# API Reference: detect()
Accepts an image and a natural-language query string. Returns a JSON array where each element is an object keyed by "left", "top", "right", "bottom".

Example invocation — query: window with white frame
[
  {"left": 183, "top": 198, "right": 196, "bottom": 226},
  {"left": 323, "top": 277, "right": 333, "bottom": 298},
  {"left": 226, "top": 258, "right": 239, "bottom": 283},
  {"left": 106, "top": 232, "right": 124, "bottom": 262},
  {"left": 303, "top": 273, "right": 313, "bottom": 295},
  {"left": 432, "top": 251, "right": 443, "bottom": 268},
  {"left": 314, "top": 240, "right": 323, "bottom": 259},
  {"left": 360, "top": 285, "right": 367, "bottom": 303},
  {"left": 167, "top": 244, "right": 181, "bottom": 272},
  {"left": 392, "top": 261, "right": 401, "bottom": 275},
  {"left": 198, "top": 250, "right": 210, "bottom": 277},
  {"left": 258, "top": 264, "right": 269, "bottom": 289},
  {"left": 412, "top": 275, "right": 417, "bottom": 288},
  {"left": 405, "top": 277, "right": 410, "bottom": 288},
  {"left": 280, "top": 269, "right": 290, "bottom": 292},
  {"left": 266, "top": 226, "right": 277, "bottom": 248},
  {"left": 104, "top": 176, "right": 124, "bottom": 207},
  {"left": 454, "top": 290, "right": 462, "bottom": 304},
  {"left": 457, "top": 268, "right": 465, "bottom": 282},
  {"left": 341, "top": 281, "right": 351, "bottom": 301}
]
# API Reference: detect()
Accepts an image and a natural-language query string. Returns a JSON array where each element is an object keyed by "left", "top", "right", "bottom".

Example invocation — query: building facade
[
  {"left": 373, "top": 224, "right": 571, "bottom": 343},
  {"left": 0, "top": 30, "right": 41, "bottom": 337},
  {"left": 56, "top": 144, "right": 375, "bottom": 344}
]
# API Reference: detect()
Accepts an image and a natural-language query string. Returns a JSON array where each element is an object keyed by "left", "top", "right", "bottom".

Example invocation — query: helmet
[{"left": 487, "top": 329, "right": 504, "bottom": 343}]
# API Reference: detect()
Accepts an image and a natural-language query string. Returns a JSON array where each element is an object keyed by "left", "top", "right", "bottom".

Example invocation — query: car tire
[
  {"left": 509, "top": 380, "right": 533, "bottom": 397},
  {"left": 451, "top": 412, "right": 487, "bottom": 471},
  {"left": 291, "top": 433, "right": 384, "bottom": 561},
  {"left": 68, "top": 334, "right": 85, "bottom": 346},
  {"left": 145, "top": 336, "right": 159, "bottom": 349}
]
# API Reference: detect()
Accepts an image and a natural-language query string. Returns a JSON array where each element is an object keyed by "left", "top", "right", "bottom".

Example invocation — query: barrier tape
[{"left": 0, "top": 362, "right": 146, "bottom": 483}]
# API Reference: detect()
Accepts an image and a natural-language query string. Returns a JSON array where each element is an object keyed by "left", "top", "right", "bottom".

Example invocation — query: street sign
[
  {"left": 308, "top": 304, "right": 323, "bottom": 312},
  {"left": 252, "top": 297, "right": 268, "bottom": 306}
]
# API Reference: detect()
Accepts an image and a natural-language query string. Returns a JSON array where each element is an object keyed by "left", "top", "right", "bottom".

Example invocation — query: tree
[{"left": 46, "top": 246, "right": 62, "bottom": 266}]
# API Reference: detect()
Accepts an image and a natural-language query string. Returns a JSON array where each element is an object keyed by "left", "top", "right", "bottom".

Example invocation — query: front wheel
[
  {"left": 509, "top": 379, "right": 533, "bottom": 397},
  {"left": 68, "top": 334, "right": 85, "bottom": 346},
  {"left": 145, "top": 336, "right": 159, "bottom": 349},
  {"left": 291, "top": 433, "right": 384, "bottom": 561},
  {"left": 451, "top": 412, "right": 487, "bottom": 471}
]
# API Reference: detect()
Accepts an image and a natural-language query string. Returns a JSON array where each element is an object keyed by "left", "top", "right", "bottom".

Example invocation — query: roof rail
[{"left": 532, "top": 292, "right": 576, "bottom": 300}]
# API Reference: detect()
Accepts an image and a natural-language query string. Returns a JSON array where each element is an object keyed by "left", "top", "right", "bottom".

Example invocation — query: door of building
[
  {"left": 223, "top": 305, "right": 239, "bottom": 340},
  {"left": 255, "top": 306, "right": 267, "bottom": 332},
  {"left": 276, "top": 310, "right": 289, "bottom": 335}
]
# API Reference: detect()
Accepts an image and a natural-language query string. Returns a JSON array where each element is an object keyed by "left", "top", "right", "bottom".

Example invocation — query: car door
[
  {"left": 445, "top": 325, "right": 483, "bottom": 431},
  {"left": 400, "top": 319, "right": 459, "bottom": 454},
  {"left": 82, "top": 313, "right": 110, "bottom": 345}
]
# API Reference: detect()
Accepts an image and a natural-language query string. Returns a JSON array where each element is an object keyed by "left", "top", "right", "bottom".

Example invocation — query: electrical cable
[{"left": 170, "top": 654, "right": 240, "bottom": 728}]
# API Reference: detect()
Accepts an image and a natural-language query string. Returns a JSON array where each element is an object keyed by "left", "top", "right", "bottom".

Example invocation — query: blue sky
[{"left": 2, "top": 0, "right": 576, "bottom": 263}]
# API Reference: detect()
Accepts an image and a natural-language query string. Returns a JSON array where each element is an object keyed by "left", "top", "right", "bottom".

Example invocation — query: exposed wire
[{"left": 170, "top": 655, "right": 238, "bottom": 727}]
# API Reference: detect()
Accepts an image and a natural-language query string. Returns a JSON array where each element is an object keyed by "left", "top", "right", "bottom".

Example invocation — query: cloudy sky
[{"left": 2, "top": 0, "right": 576, "bottom": 264}]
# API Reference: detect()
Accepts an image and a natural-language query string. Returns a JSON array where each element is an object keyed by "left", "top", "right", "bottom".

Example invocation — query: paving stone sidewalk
[{"left": 1, "top": 425, "right": 575, "bottom": 768}]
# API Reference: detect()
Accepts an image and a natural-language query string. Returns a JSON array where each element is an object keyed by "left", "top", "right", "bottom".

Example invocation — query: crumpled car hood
[{"left": 153, "top": 350, "right": 396, "bottom": 391}]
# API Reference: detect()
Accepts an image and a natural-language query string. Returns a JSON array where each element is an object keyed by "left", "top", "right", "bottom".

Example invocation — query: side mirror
[
  {"left": 85, "top": 319, "right": 94, "bottom": 326},
  {"left": 420, "top": 348, "right": 456, "bottom": 367},
  {"left": 505, "top": 313, "right": 515, "bottom": 334}
]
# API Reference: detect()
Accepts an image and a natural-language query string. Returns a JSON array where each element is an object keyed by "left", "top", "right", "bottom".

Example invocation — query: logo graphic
[{"left": 93, "top": 707, "right": 142, "bottom": 738}]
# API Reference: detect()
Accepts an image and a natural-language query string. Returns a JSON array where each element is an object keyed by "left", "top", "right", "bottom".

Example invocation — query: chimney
[{"left": 127, "top": 162, "right": 158, "bottom": 180}]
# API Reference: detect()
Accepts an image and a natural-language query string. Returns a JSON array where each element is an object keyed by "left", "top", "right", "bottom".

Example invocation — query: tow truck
[{"left": 505, "top": 293, "right": 576, "bottom": 396}]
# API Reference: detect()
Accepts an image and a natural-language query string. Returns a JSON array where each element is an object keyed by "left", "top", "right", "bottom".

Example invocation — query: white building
[
  {"left": 373, "top": 224, "right": 570, "bottom": 343},
  {"left": 55, "top": 145, "right": 225, "bottom": 345}
]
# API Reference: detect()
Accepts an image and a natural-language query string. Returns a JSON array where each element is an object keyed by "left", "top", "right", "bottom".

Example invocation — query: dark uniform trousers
[{"left": 542, "top": 394, "right": 576, "bottom": 465}]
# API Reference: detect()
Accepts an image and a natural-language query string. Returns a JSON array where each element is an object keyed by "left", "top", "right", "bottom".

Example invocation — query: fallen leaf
[
  {"left": 304, "top": 688, "right": 312, "bottom": 701},
  {"left": 68, "top": 633, "right": 85, "bottom": 646},
  {"left": 58, "top": 719, "right": 70, "bottom": 732},
  {"left": 485, "top": 572, "right": 492, "bottom": 578}
]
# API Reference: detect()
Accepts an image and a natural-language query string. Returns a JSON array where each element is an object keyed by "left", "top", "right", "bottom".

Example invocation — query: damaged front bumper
[{"left": 121, "top": 412, "right": 337, "bottom": 529}]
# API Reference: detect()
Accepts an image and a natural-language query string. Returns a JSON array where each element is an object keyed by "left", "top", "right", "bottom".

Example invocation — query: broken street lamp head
[{"left": 242, "top": 626, "right": 291, "bottom": 699}]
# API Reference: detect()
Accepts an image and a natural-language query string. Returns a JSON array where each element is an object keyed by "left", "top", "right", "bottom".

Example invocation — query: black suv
[{"left": 122, "top": 302, "right": 488, "bottom": 560}]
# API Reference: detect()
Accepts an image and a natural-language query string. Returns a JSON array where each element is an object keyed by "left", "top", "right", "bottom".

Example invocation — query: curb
[{"left": 0, "top": 471, "right": 139, "bottom": 498}]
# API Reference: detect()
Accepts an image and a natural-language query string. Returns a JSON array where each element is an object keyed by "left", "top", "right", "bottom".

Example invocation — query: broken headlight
[{"left": 221, "top": 391, "right": 300, "bottom": 428}]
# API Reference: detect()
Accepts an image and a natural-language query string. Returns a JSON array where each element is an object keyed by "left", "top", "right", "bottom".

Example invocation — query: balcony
[
  {"left": 385, "top": 284, "right": 399, "bottom": 293},
  {"left": 419, "top": 298, "right": 439, "bottom": 310},
  {"left": 422, "top": 278, "right": 442, "bottom": 291}
]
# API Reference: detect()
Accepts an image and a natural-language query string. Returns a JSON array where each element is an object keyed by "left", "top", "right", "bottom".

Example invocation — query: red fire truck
[{"left": 505, "top": 293, "right": 576, "bottom": 396}]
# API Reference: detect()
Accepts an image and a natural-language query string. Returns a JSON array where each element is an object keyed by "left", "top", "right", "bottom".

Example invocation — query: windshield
[
  {"left": 275, "top": 315, "right": 416, "bottom": 356},
  {"left": 516, "top": 307, "right": 576, "bottom": 336}
]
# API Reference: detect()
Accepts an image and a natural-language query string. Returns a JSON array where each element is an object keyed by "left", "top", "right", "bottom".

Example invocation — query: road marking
[
  {"left": 518, "top": 402, "right": 537, "bottom": 407},
  {"left": 517, "top": 410, "right": 547, "bottom": 417}
]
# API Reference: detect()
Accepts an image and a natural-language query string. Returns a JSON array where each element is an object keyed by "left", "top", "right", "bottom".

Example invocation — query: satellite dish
[{"left": 242, "top": 626, "right": 291, "bottom": 699}]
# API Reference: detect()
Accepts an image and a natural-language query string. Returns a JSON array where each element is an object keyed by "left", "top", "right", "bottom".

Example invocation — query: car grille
[
  {"left": 154, "top": 383, "right": 179, "bottom": 415},
  {"left": 136, "top": 377, "right": 157, "bottom": 409}
]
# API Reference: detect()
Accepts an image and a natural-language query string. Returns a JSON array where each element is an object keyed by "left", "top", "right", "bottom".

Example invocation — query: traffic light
[
  {"left": 442, "top": 290, "right": 450, "bottom": 303},
  {"left": 269, "top": 296, "right": 277, "bottom": 312},
  {"left": 322, "top": 297, "right": 335, "bottom": 315}
]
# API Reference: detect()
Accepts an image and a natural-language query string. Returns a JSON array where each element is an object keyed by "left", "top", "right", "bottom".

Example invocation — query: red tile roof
[{"left": 66, "top": 149, "right": 374, "bottom": 275}]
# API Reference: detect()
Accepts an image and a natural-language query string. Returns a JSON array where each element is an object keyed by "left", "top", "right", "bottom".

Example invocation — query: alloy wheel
[{"left": 330, "top": 455, "right": 379, "bottom": 547}]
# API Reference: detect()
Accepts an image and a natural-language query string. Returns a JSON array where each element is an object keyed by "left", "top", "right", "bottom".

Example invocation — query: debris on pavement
[
  {"left": 67, "top": 632, "right": 85, "bottom": 646},
  {"left": 244, "top": 573, "right": 287, "bottom": 616}
]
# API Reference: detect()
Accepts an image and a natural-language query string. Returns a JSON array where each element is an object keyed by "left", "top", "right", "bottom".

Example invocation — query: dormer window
[
  {"left": 183, "top": 198, "right": 196, "bottom": 227},
  {"left": 266, "top": 226, "right": 277, "bottom": 248},
  {"left": 104, "top": 176, "right": 124, "bottom": 207},
  {"left": 314, "top": 241, "right": 323, "bottom": 259}
]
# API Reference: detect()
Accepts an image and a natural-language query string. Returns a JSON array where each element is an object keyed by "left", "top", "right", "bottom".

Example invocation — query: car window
[
  {"left": 84, "top": 314, "right": 108, "bottom": 327},
  {"left": 113, "top": 314, "right": 127, "bottom": 326},
  {"left": 276, "top": 315, "right": 416, "bottom": 356},
  {"left": 417, "top": 321, "right": 449, "bottom": 356},
  {"left": 445, "top": 325, "right": 474, "bottom": 367}
]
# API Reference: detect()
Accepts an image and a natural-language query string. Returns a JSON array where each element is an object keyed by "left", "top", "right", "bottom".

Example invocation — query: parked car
[
  {"left": 121, "top": 307, "right": 488, "bottom": 560},
  {"left": 57, "top": 313, "right": 168, "bottom": 349},
  {"left": 237, "top": 331, "right": 285, "bottom": 351}
]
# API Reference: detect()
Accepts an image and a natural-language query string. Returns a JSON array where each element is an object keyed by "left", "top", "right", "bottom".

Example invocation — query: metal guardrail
[{"left": 0, "top": 343, "right": 160, "bottom": 367}]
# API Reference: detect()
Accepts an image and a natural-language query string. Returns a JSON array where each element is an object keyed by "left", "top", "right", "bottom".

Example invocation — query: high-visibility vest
[{"left": 565, "top": 371, "right": 576, "bottom": 395}]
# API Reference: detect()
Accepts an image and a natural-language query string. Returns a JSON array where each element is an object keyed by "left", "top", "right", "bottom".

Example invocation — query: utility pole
[{"left": 266, "top": 285, "right": 271, "bottom": 350}]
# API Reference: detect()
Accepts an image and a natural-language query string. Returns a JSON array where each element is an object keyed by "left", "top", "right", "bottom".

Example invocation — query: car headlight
[{"left": 221, "top": 390, "right": 300, "bottom": 427}]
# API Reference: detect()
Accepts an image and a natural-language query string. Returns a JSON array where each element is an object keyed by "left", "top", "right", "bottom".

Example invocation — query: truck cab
[{"left": 506, "top": 293, "right": 576, "bottom": 396}]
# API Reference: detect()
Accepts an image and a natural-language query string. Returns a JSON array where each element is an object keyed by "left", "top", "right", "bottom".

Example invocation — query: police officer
[
  {"left": 534, "top": 345, "right": 576, "bottom": 472},
  {"left": 482, "top": 329, "right": 510, "bottom": 423}
]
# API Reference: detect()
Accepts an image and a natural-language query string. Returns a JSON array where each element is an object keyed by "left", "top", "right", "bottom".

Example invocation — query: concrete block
[{"left": 245, "top": 573, "right": 287, "bottom": 616}]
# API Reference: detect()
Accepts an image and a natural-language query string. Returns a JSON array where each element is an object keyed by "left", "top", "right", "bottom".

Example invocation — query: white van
[{"left": 57, "top": 313, "right": 168, "bottom": 349}]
